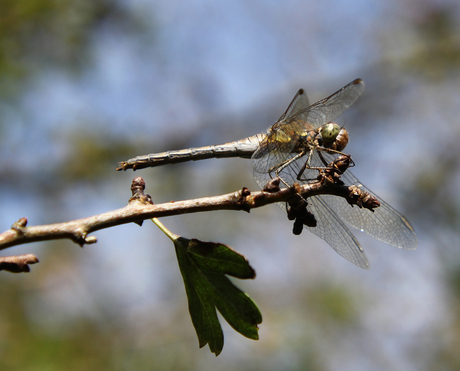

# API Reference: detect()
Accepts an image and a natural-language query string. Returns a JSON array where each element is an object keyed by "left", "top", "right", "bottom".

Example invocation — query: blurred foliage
[
  {"left": 404, "top": 150, "right": 460, "bottom": 231},
  {"left": 0, "top": 0, "right": 146, "bottom": 98},
  {"left": 1, "top": 0, "right": 460, "bottom": 369},
  {"left": 0, "top": 273, "right": 199, "bottom": 371},
  {"left": 429, "top": 266, "right": 460, "bottom": 370},
  {"left": 406, "top": 7, "right": 460, "bottom": 79},
  {"left": 57, "top": 129, "right": 136, "bottom": 181},
  {"left": 0, "top": 242, "right": 203, "bottom": 371},
  {"left": 0, "top": 267, "right": 114, "bottom": 370},
  {"left": 303, "top": 282, "right": 358, "bottom": 327}
]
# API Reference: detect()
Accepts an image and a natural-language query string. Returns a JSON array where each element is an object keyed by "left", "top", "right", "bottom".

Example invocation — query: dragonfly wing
[
  {"left": 279, "top": 88, "right": 310, "bottom": 121},
  {"left": 304, "top": 195, "right": 369, "bottom": 269},
  {"left": 325, "top": 174, "right": 417, "bottom": 250},
  {"left": 252, "top": 89, "right": 309, "bottom": 174},
  {"left": 252, "top": 149, "right": 369, "bottom": 269},
  {"left": 288, "top": 78, "right": 365, "bottom": 129},
  {"left": 312, "top": 151, "right": 417, "bottom": 249},
  {"left": 252, "top": 79, "right": 363, "bottom": 175},
  {"left": 251, "top": 124, "right": 301, "bottom": 174},
  {"left": 252, "top": 144, "right": 311, "bottom": 184}
]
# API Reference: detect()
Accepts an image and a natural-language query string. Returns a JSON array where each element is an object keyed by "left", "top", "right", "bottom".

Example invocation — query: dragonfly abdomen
[{"left": 116, "top": 134, "right": 264, "bottom": 171}]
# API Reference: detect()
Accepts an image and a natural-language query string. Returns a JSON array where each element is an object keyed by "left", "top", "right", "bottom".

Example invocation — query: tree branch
[
  {"left": 0, "top": 159, "right": 379, "bottom": 272},
  {"left": 0, "top": 254, "right": 39, "bottom": 273}
]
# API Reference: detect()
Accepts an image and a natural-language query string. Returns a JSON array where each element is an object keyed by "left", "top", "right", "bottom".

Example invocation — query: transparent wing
[
  {"left": 288, "top": 78, "right": 365, "bottom": 129},
  {"left": 254, "top": 144, "right": 325, "bottom": 184},
  {"left": 318, "top": 152, "right": 418, "bottom": 250},
  {"left": 304, "top": 195, "right": 369, "bottom": 269},
  {"left": 276, "top": 149, "right": 417, "bottom": 250},
  {"left": 252, "top": 155, "right": 369, "bottom": 269},
  {"left": 251, "top": 120, "right": 307, "bottom": 174},
  {"left": 280, "top": 88, "right": 310, "bottom": 121},
  {"left": 252, "top": 88, "right": 310, "bottom": 174},
  {"left": 252, "top": 148, "right": 315, "bottom": 189},
  {"left": 250, "top": 79, "right": 416, "bottom": 266},
  {"left": 253, "top": 145, "right": 416, "bottom": 268},
  {"left": 252, "top": 79, "right": 364, "bottom": 175}
]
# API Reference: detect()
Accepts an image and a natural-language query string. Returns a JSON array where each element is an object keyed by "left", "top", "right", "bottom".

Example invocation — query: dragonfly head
[
  {"left": 320, "top": 123, "right": 349, "bottom": 152},
  {"left": 320, "top": 123, "right": 341, "bottom": 144}
]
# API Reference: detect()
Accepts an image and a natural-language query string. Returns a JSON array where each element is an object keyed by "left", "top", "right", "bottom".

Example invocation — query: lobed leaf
[{"left": 174, "top": 237, "right": 261, "bottom": 356}]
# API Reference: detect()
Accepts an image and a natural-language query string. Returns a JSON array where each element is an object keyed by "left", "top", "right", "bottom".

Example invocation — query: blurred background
[{"left": 1, "top": 0, "right": 460, "bottom": 369}]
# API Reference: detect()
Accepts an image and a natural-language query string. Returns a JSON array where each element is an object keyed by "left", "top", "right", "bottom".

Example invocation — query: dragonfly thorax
[{"left": 333, "top": 127, "right": 349, "bottom": 152}]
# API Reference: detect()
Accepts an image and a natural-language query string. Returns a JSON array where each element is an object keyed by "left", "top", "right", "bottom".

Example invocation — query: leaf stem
[{"left": 151, "top": 218, "right": 179, "bottom": 241}]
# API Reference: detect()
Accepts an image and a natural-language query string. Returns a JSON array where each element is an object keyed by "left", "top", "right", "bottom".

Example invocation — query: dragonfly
[{"left": 117, "top": 79, "right": 417, "bottom": 269}]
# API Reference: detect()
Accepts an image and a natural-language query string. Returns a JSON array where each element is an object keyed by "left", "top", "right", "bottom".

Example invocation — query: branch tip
[
  {"left": 85, "top": 236, "right": 98, "bottom": 244},
  {"left": 0, "top": 254, "right": 39, "bottom": 273}
]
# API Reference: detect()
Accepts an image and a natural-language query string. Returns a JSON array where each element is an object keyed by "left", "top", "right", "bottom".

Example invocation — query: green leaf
[{"left": 174, "top": 237, "right": 262, "bottom": 356}]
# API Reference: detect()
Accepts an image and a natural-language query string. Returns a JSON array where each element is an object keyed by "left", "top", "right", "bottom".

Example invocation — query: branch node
[
  {"left": 12, "top": 217, "right": 28, "bottom": 231},
  {"left": 129, "top": 177, "right": 153, "bottom": 206},
  {"left": 262, "top": 177, "right": 281, "bottom": 193},
  {"left": 73, "top": 230, "right": 90, "bottom": 247},
  {"left": 236, "top": 187, "right": 252, "bottom": 212}
]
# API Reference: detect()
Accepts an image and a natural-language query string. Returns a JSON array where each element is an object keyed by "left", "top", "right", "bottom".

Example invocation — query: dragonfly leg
[
  {"left": 296, "top": 146, "right": 354, "bottom": 182},
  {"left": 296, "top": 149, "right": 318, "bottom": 181},
  {"left": 295, "top": 147, "right": 333, "bottom": 181},
  {"left": 270, "top": 150, "right": 308, "bottom": 189},
  {"left": 317, "top": 148, "right": 355, "bottom": 171},
  {"left": 317, "top": 151, "right": 330, "bottom": 167}
]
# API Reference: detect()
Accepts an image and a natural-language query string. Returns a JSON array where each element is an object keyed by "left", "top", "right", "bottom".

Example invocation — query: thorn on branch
[{"left": 0, "top": 254, "right": 39, "bottom": 273}]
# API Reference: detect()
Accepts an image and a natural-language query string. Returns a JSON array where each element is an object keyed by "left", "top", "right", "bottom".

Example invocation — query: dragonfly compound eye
[{"left": 320, "top": 123, "right": 341, "bottom": 144}]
